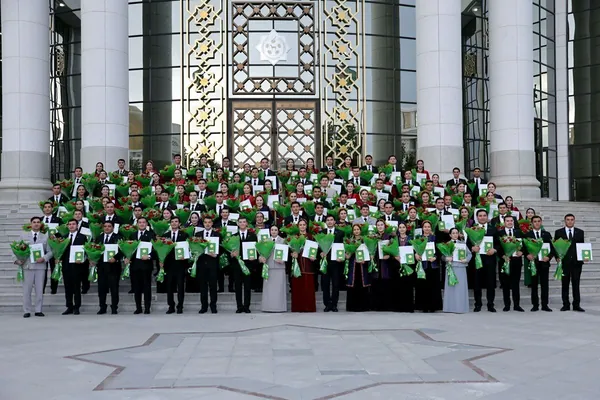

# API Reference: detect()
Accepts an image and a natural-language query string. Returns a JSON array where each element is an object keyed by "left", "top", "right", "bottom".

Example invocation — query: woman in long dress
[
  {"left": 415, "top": 220, "right": 442, "bottom": 313},
  {"left": 290, "top": 219, "right": 317, "bottom": 312},
  {"left": 443, "top": 228, "right": 472, "bottom": 313},
  {"left": 346, "top": 224, "right": 371, "bottom": 311},
  {"left": 261, "top": 226, "right": 287, "bottom": 312},
  {"left": 393, "top": 222, "right": 415, "bottom": 313},
  {"left": 371, "top": 219, "right": 394, "bottom": 311}
]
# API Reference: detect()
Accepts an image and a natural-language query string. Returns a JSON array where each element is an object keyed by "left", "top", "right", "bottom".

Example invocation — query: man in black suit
[
  {"left": 155, "top": 191, "right": 174, "bottom": 211},
  {"left": 382, "top": 201, "right": 399, "bottom": 223},
  {"left": 41, "top": 202, "right": 62, "bottom": 294},
  {"left": 129, "top": 190, "right": 145, "bottom": 210},
  {"left": 127, "top": 217, "right": 155, "bottom": 314},
  {"left": 131, "top": 205, "right": 144, "bottom": 226},
  {"left": 526, "top": 215, "right": 554, "bottom": 312},
  {"left": 296, "top": 167, "right": 310, "bottom": 185},
  {"left": 213, "top": 192, "right": 230, "bottom": 216},
  {"left": 114, "top": 158, "right": 128, "bottom": 176},
  {"left": 215, "top": 208, "right": 235, "bottom": 292},
  {"left": 496, "top": 215, "right": 525, "bottom": 312},
  {"left": 260, "top": 157, "right": 277, "bottom": 177},
  {"left": 231, "top": 216, "right": 257, "bottom": 313},
  {"left": 284, "top": 202, "right": 303, "bottom": 225},
  {"left": 469, "top": 209, "right": 500, "bottom": 312},
  {"left": 188, "top": 191, "right": 207, "bottom": 213},
  {"left": 311, "top": 203, "right": 327, "bottom": 224},
  {"left": 321, "top": 215, "right": 345, "bottom": 312},
  {"left": 94, "top": 221, "right": 122, "bottom": 315},
  {"left": 402, "top": 170, "right": 420, "bottom": 187},
  {"left": 196, "top": 215, "right": 220, "bottom": 314},
  {"left": 554, "top": 213, "right": 586, "bottom": 312},
  {"left": 432, "top": 198, "right": 452, "bottom": 242},
  {"left": 469, "top": 167, "right": 488, "bottom": 198},
  {"left": 387, "top": 155, "right": 400, "bottom": 172},
  {"left": 195, "top": 179, "right": 212, "bottom": 200},
  {"left": 348, "top": 167, "right": 368, "bottom": 187},
  {"left": 490, "top": 202, "right": 511, "bottom": 228},
  {"left": 102, "top": 201, "right": 123, "bottom": 227},
  {"left": 162, "top": 217, "right": 189, "bottom": 314},
  {"left": 320, "top": 156, "right": 337, "bottom": 172},
  {"left": 71, "top": 209, "right": 91, "bottom": 294},
  {"left": 248, "top": 168, "right": 265, "bottom": 187},
  {"left": 50, "top": 183, "right": 69, "bottom": 205},
  {"left": 60, "top": 219, "right": 88, "bottom": 315},
  {"left": 360, "top": 154, "right": 378, "bottom": 174},
  {"left": 446, "top": 167, "right": 467, "bottom": 191}
]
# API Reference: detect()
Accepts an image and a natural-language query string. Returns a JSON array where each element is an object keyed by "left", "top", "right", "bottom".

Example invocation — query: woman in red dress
[
  {"left": 504, "top": 196, "right": 522, "bottom": 219},
  {"left": 285, "top": 158, "right": 296, "bottom": 172},
  {"left": 193, "top": 168, "right": 204, "bottom": 184},
  {"left": 171, "top": 169, "right": 186, "bottom": 186},
  {"left": 431, "top": 174, "right": 444, "bottom": 188},
  {"left": 295, "top": 182, "right": 307, "bottom": 200},
  {"left": 419, "top": 191, "right": 433, "bottom": 210},
  {"left": 238, "top": 183, "right": 255, "bottom": 205},
  {"left": 415, "top": 159, "right": 431, "bottom": 180},
  {"left": 290, "top": 219, "right": 317, "bottom": 312},
  {"left": 143, "top": 160, "right": 156, "bottom": 177},
  {"left": 345, "top": 182, "right": 360, "bottom": 202},
  {"left": 305, "top": 158, "right": 318, "bottom": 175},
  {"left": 94, "top": 162, "right": 104, "bottom": 177},
  {"left": 355, "top": 189, "right": 373, "bottom": 207},
  {"left": 174, "top": 184, "right": 189, "bottom": 204}
]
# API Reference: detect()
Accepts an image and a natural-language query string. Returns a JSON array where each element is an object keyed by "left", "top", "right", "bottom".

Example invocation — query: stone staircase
[{"left": 0, "top": 201, "right": 598, "bottom": 313}]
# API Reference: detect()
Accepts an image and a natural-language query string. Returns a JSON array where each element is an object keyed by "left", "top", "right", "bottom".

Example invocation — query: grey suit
[
  {"left": 352, "top": 216, "right": 377, "bottom": 225},
  {"left": 15, "top": 231, "right": 53, "bottom": 313}
]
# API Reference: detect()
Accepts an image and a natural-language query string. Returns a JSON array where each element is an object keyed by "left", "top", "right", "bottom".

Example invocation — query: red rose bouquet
[
  {"left": 48, "top": 237, "right": 70, "bottom": 282},
  {"left": 187, "top": 237, "right": 209, "bottom": 278},
  {"left": 152, "top": 237, "right": 176, "bottom": 282},
  {"left": 499, "top": 235, "right": 522, "bottom": 275},
  {"left": 119, "top": 224, "right": 138, "bottom": 240},
  {"left": 84, "top": 242, "right": 105, "bottom": 282},
  {"left": 10, "top": 240, "right": 30, "bottom": 282},
  {"left": 118, "top": 239, "right": 140, "bottom": 279}
]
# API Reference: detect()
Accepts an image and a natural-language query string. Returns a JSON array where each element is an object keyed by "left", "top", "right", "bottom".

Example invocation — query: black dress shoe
[
  {"left": 81, "top": 290, "right": 88, "bottom": 295},
  {"left": 488, "top": 306, "right": 497, "bottom": 313},
  {"left": 199, "top": 309, "right": 208, "bottom": 314},
  {"left": 228, "top": 288, "right": 235, "bottom": 293},
  {"left": 332, "top": 307, "right": 338, "bottom": 312},
  {"left": 514, "top": 306, "right": 525, "bottom": 312},
  {"left": 503, "top": 306, "right": 510, "bottom": 312},
  {"left": 35, "top": 312, "right": 44, "bottom": 317},
  {"left": 531, "top": 306, "right": 539, "bottom": 312},
  {"left": 560, "top": 305, "right": 570, "bottom": 311},
  {"left": 97, "top": 308, "right": 107, "bottom": 315},
  {"left": 573, "top": 306, "right": 585, "bottom": 312},
  {"left": 542, "top": 306, "right": 553, "bottom": 312},
  {"left": 324, "top": 306, "right": 332, "bottom": 312},
  {"left": 244, "top": 307, "right": 251, "bottom": 314},
  {"left": 111, "top": 309, "right": 118, "bottom": 315},
  {"left": 176, "top": 309, "right": 183, "bottom": 314},
  {"left": 62, "top": 309, "right": 73, "bottom": 315},
  {"left": 211, "top": 307, "right": 217, "bottom": 314},
  {"left": 51, "top": 290, "right": 57, "bottom": 295},
  {"left": 134, "top": 309, "right": 143, "bottom": 315},
  {"left": 236, "top": 308, "right": 243, "bottom": 313},
  {"left": 217, "top": 289, "right": 224, "bottom": 293},
  {"left": 73, "top": 309, "right": 80, "bottom": 315},
  {"left": 166, "top": 308, "right": 175, "bottom": 314},
  {"left": 23, "top": 313, "right": 30, "bottom": 318},
  {"left": 474, "top": 305, "right": 481, "bottom": 312},
  {"left": 128, "top": 289, "right": 134, "bottom": 294},
  {"left": 144, "top": 309, "right": 151, "bottom": 314}
]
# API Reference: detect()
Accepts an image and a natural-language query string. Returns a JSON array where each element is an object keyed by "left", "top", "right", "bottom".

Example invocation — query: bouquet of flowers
[
  {"left": 467, "top": 181, "right": 477, "bottom": 194},
  {"left": 89, "top": 198, "right": 104, "bottom": 212},
  {"left": 150, "top": 220, "right": 170, "bottom": 237},
  {"left": 465, "top": 226, "right": 487, "bottom": 269},
  {"left": 119, "top": 196, "right": 131, "bottom": 205},
  {"left": 143, "top": 208, "right": 162, "bottom": 221},
  {"left": 315, "top": 232, "right": 336, "bottom": 274},
  {"left": 239, "top": 209, "right": 257, "bottom": 225},
  {"left": 115, "top": 204, "right": 133, "bottom": 222},
  {"left": 523, "top": 238, "right": 544, "bottom": 280},
  {"left": 287, "top": 235, "right": 306, "bottom": 278},
  {"left": 222, "top": 235, "right": 249, "bottom": 275},
  {"left": 409, "top": 237, "right": 428, "bottom": 280},
  {"left": 379, "top": 163, "right": 393, "bottom": 177},
  {"left": 336, "top": 168, "right": 351, "bottom": 181},
  {"left": 175, "top": 208, "right": 191, "bottom": 225},
  {"left": 337, "top": 224, "right": 352, "bottom": 238},
  {"left": 48, "top": 237, "right": 70, "bottom": 282},
  {"left": 116, "top": 183, "right": 131, "bottom": 199},
  {"left": 437, "top": 242, "right": 458, "bottom": 286},
  {"left": 152, "top": 237, "right": 176, "bottom": 282},
  {"left": 343, "top": 238, "right": 360, "bottom": 278},
  {"left": 225, "top": 198, "right": 240, "bottom": 211},
  {"left": 181, "top": 225, "right": 196, "bottom": 238},
  {"left": 141, "top": 195, "right": 157, "bottom": 210},
  {"left": 10, "top": 241, "right": 30, "bottom": 282},
  {"left": 187, "top": 237, "right": 209, "bottom": 278},
  {"left": 419, "top": 212, "right": 440, "bottom": 231},
  {"left": 117, "top": 224, "right": 136, "bottom": 240},
  {"left": 117, "top": 239, "right": 140, "bottom": 279},
  {"left": 451, "top": 193, "right": 464, "bottom": 207},
  {"left": 499, "top": 236, "right": 522, "bottom": 275},
  {"left": 84, "top": 242, "right": 105, "bottom": 282},
  {"left": 280, "top": 223, "right": 300, "bottom": 237},
  {"left": 302, "top": 201, "right": 316, "bottom": 217},
  {"left": 161, "top": 164, "right": 177, "bottom": 180},
  {"left": 139, "top": 186, "right": 153, "bottom": 198},
  {"left": 203, "top": 195, "right": 217, "bottom": 211},
  {"left": 58, "top": 179, "right": 74, "bottom": 197},
  {"left": 552, "top": 238, "right": 572, "bottom": 280},
  {"left": 274, "top": 202, "right": 292, "bottom": 218},
  {"left": 89, "top": 222, "right": 102, "bottom": 241},
  {"left": 88, "top": 211, "right": 105, "bottom": 224},
  {"left": 363, "top": 236, "right": 380, "bottom": 273},
  {"left": 60, "top": 212, "right": 74, "bottom": 225},
  {"left": 454, "top": 218, "right": 468, "bottom": 235},
  {"left": 256, "top": 238, "right": 276, "bottom": 279},
  {"left": 64, "top": 201, "right": 77, "bottom": 212},
  {"left": 360, "top": 170, "right": 374, "bottom": 184},
  {"left": 82, "top": 176, "right": 99, "bottom": 196},
  {"left": 110, "top": 172, "right": 124, "bottom": 185},
  {"left": 518, "top": 219, "right": 532, "bottom": 234}
]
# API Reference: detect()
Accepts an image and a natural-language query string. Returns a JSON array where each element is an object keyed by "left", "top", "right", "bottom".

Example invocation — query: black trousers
[
  {"left": 97, "top": 263, "right": 121, "bottom": 310},
  {"left": 499, "top": 259, "right": 522, "bottom": 308},
  {"left": 166, "top": 265, "right": 186, "bottom": 310},
  {"left": 321, "top": 261, "right": 341, "bottom": 308},
  {"left": 131, "top": 266, "right": 152, "bottom": 311},
  {"left": 43, "top": 259, "right": 58, "bottom": 294},
  {"left": 562, "top": 264, "right": 583, "bottom": 307},
  {"left": 250, "top": 262, "right": 263, "bottom": 292},
  {"left": 218, "top": 265, "right": 234, "bottom": 291},
  {"left": 79, "top": 265, "right": 90, "bottom": 293},
  {"left": 473, "top": 262, "right": 496, "bottom": 308},
  {"left": 63, "top": 263, "right": 82, "bottom": 310},
  {"left": 531, "top": 264, "right": 549, "bottom": 307},
  {"left": 233, "top": 263, "right": 252, "bottom": 309},
  {"left": 198, "top": 263, "right": 218, "bottom": 310}
]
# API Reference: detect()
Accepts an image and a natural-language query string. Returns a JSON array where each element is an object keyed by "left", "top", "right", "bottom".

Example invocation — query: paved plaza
[{"left": 2, "top": 306, "right": 600, "bottom": 400}]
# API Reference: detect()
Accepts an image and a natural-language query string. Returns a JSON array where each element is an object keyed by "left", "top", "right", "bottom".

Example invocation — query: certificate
[
  {"left": 252, "top": 185, "right": 264, "bottom": 196},
  {"left": 376, "top": 191, "right": 389, "bottom": 201},
  {"left": 576, "top": 243, "right": 593, "bottom": 261},
  {"left": 433, "top": 187, "right": 445, "bottom": 199},
  {"left": 47, "top": 223, "right": 59, "bottom": 235},
  {"left": 425, "top": 242, "right": 436, "bottom": 259},
  {"left": 399, "top": 246, "right": 415, "bottom": 264},
  {"left": 440, "top": 214, "right": 455, "bottom": 230},
  {"left": 106, "top": 184, "right": 116, "bottom": 197},
  {"left": 331, "top": 243, "right": 345, "bottom": 261},
  {"left": 478, "top": 184, "right": 488, "bottom": 196},
  {"left": 203, "top": 168, "right": 212, "bottom": 179},
  {"left": 274, "top": 243, "right": 289, "bottom": 262},
  {"left": 29, "top": 243, "right": 45, "bottom": 263},
  {"left": 368, "top": 205, "right": 378, "bottom": 217},
  {"left": 175, "top": 241, "right": 190, "bottom": 260},
  {"left": 228, "top": 213, "right": 240, "bottom": 221},
  {"left": 538, "top": 243, "right": 551, "bottom": 260},
  {"left": 265, "top": 175, "right": 278, "bottom": 190},
  {"left": 242, "top": 242, "right": 257, "bottom": 260},
  {"left": 479, "top": 236, "right": 494, "bottom": 254},
  {"left": 267, "top": 195, "right": 279, "bottom": 208},
  {"left": 69, "top": 245, "right": 86, "bottom": 263},
  {"left": 378, "top": 240, "right": 390, "bottom": 259},
  {"left": 226, "top": 225, "right": 238, "bottom": 235},
  {"left": 136, "top": 241, "right": 152, "bottom": 258},
  {"left": 346, "top": 209, "right": 357, "bottom": 221},
  {"left": 302, "top": 240, "right": 319, "bottom": 259},
  {"left": 409, "top": 186, "right": 420, "bottom": 197},
  {"left": 57, "top": 206, "right": 68, "bottom": 218},
  {"left": 206, "top": 237, "right": 220, "bottom": 254},
  {"left": 416, "top": 173, "right": 427, "bottom": 185},
  {"left": 355, "top": 244, "right": 370, "bottom": 262},
  {"left": 80, "top": 227, "right": 92, "bottom": 237},
  {"left": 261, "top": 211, "right": 269, "bottom": 221},
  {"left": 257, "top": 229, "right": 270, "bottom": 242},
  {"left": 453, "top": 243, "right": 468, "bottom": 262},
  {"left": 239, "top": 199, "right": 253, "bottom": 211},
  {"left": 103, "top": 244, "right": 119, "bottom": 262}
]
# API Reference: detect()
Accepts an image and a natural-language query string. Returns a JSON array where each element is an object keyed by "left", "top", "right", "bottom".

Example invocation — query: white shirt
[
  {"left": 533, "top": 230, "right": 541, "bottom": 239},
  {"left": 327, "top": 228, "right": 334, "bottom": 235},
  {"left": 566, "top": 228, "right": 573, "bottom": 237}
]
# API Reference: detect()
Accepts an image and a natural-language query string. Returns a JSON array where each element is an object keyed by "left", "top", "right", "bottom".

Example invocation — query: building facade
[{"left": 0, "top": 0, "right": 594, "bottom": 202}]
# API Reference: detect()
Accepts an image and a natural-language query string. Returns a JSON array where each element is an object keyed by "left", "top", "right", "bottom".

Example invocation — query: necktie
[
  {"left": 70, "top": 233, "right": 74, "bottom": 244},
  {"left": 387, "top": 215, "right": 390, "bottom": 221},
  {"left": 107, "top": 215, "right": 111, "bottom": 221},
  {"left": 368, "top": 165, "right": 371, "bottom": 171},
  {"left": 508, "top": 229, "right": 512, "bottom": 237},
  {"left": 172, "top": 232, "right": 176, "bottom": 242},
  {"left": 329, "top": 229, "right": 333, "bottom": 235},
  {"left": 33, "top": 233, "right": 37, "bottom": 243},
  {"left": 200, "top": 192, "right": 204, "bottom": 199},
  {"left": 364, "top": 217, "right": 367, "bottom": 222},
  {"left": 55, "top": 196, "right": 58, "bottom": 203},
  {"left": 273, "top": 238, "right": 276, "bottom": 242},
  {"left": 568, "top": 229, "right": 573, "bottom": 240},
  {"left": 45, "top": 217, "right": 50, "bottom": 224},
  {"left": 535, "top": 231, "right": 540, "bottom": 239},
  {"left": 254, "top": 179, "right": 257, "bottom": 186},
  {"left": 242, "top": 232, "right": 246, "bottom": 241},
  {"left": 294, "top": 217, "right": 298, "bottom": 223},
  {"left": 455, "top": 179, "right": 458, "bottom": 185},
  {"left": 138, "top": 232, "right": 142, "bottom": 240},
  {"left": 355, "top": 178, "right": 359, "bottom": 185},
  {"left": 217, "top": 205, "right": 221, "bottom": 215},
  {"left": 105, "top": 234, "right": 110, "bottom": 244}
]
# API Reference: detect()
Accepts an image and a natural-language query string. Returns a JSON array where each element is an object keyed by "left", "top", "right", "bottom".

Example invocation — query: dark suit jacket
[
  {"left": 466, "top": 224, "right": 500, "bottom": 268},
  {"left": 59, "top": 232, "right": 89, "bottom": 267},
  {"left": 432, "top": 209, "right": 453, "bottom": 242},
  {"left": 155, "top": 202, "right": 175, "bottom": 211},
  {"left": 49, "top": 194, "right": 69, "bottom": 205},
  {"left": 196, "top": 229, "right": 220, "bottom": 268},
  {"left": 41, "top": 215, "right": 62, "bottom": 225},
  {"left": 284, "top": 214, "right": 305, "bottom": 225},
  {"left": 214, "top": 219, "right": 236, "bottom": 229},
  {"left": 188, "top": 202, "right": 207, "bottom": 213},
  {"left": 296, "top": 177, "right": 311, "bottom": 186},
  {"left": 101, "top": 215, "right": 123, "bottom": 227},
  {"left": 310, "top": 214, "right": 327, "bottom": 224},
  {"left": 554, "top": 227, "right": 585, "bottom": 270},
  {"left": 213, "top": 203, "right": 230, "bottom": 215},
  {"left": 525, "top": 230, "right": 555, "bottom": 268},
  {"left": 234, "top": 230, "right": 259, "bottom": 269},
  {"left": 95, "top": 233, "right": 123, "bottom": 268},
  {"left": 262, "top": 169, "right": 277, "bottom": 177},
  {"left": 161, "top": 231, "right": 189, "bottom": 269},
  {"left": 491, "top": 214, "right": 511, "bottom": 229},
  {"left": 446, "top": 178, "right": 468, "bottom": 188},
  {"left": 248, "top": 178, "right": 265, "bottom": 186},
  {"left": 347, "top": 177, "right": 368, "bottom": 187},
  {"left": 130, "top": 202, "right": 146, "bottom": 211},
  {"left": 130, "top": 230, "right": 156, "bottom": 271},
  {"left": 403, "top": 180, "right": 421, "bottom": 187},
  {"left": 320, "top": 166, "right": 338, "bottom": 172},
  {"left": 496, "top": 228, "right": 526, "bottom": 263},
  {"left": 360, "top": 165, "right": 379, "bottom": 174},
  {"left": 468, "top": 177, "right": 488, "bottom": 196}
]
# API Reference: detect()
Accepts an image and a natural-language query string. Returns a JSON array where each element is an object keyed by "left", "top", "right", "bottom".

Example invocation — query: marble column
[
  {"left": 489, "top": 0, "right": 540, "bottom": 199},
  {"left": 416, "top": 0, "right": 463, "bottom": 180},
  {"left": 80, "top": 0, "right": 129, "bottom": 173},
  {"left": 0, "top": 0, "right": 52, "bottom": 203}
]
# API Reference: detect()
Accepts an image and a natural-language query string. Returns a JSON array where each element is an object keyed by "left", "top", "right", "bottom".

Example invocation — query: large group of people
[{"left": 14, "top": 154, "right": 589, "bottom": 318}]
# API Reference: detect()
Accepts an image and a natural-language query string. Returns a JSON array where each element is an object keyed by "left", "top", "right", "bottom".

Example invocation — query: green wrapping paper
[
  {"left": 16, "top": 266, "right": 24, "bottom": 283},
  {"left": 256, "top": 239, "right": 276, "bottom": 280},
  {"left": 409, "top": 237, "right": 428, "bottom": 280},
  {"left": 465, "top": 226, "right": 487, "bottom": 269},
  {"left": 363, "top": 236, "right": 379, "bottom": 273},
  {"left": 150, "top": 220, "right": 170, "bottom": 237},
  {"left": 219, "top": 253, "right": 228, "bottom": 269},
  {"left": 222, "top": 236, "right": 250, "bottom": 275},
  {"left": 437, "top": 242, "right": 458, "bottom": 286},
  {"left": 90, "top": 222, "right": 103, "bottom": 241},
  {"left": 84, "top": 242, "right": 104, "bottom": 282},
  {"left": 187, "top": 237, "right": 209, "bottom": 278},
  {"left": 152, "top": 237, "right": 176, "bottom": 282},
  {"left": 552, "top": 238, "right": 572, "bottom": 280},
  {"left": 11, "top": 241, "right": 31, "bottom": 283},
  {"left": 523, "top": 238, "right": 544, "bottom": 285},
  {"left": 315, "top": 233, "right": 335, "bottom": 274},
  {"left": 499, "top": 236, "right": 521, "bottom": 275},
  {"left": 118, "top": 239, "right": 140, "bottom": 280},
  {"left": 48, "top": 237, "right": 70, "bottom": 282},
  {"left": 287, "top": 235, "right": 306, "bottom": 278},
  {"left": 343, "top": 240, "right": 360, "bottom": 278}
]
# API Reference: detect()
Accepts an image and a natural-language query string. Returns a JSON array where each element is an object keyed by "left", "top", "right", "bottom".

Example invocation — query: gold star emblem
[{"left": 339, "top": 145, "right": 348, "bottom": 153}]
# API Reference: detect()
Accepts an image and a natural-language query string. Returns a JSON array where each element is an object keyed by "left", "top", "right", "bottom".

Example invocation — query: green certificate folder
[
  {"left": 208, "top": 242, "right": 217, "bottom": 254},
  {"left": 175, "top": 248, "right": 185, "bottom": 260},
  {"left": 32, "top": 249, "right": 42, "bottom": 260},
  {"left": 540, "top": 248, "right": 550, "bottom": 257},
  {"left": 583, "top": 250, "right": 592, "bottom": 261},
  {"left": 406, "top": 254, "right": 415, "bottom": 264},
  {"left": 356, "top": 249, "right": 365, "bottom": 263},
  {"left": 74, "top": 251, "right": 85, "bottom": 262},
  {"left": 308, "top": 247, "right": 318, "bottom": 258},
  {"left": 484, "top": 241, "right": 493, "bottom": 251},
  {"left": 107, "top": 250, "right": 116, "bottom": 259},
  {"left": 458, "top": 249, "right": 467, "bottom": 260},
  {"left": 425, "top": 249, "right": 435, "bottom": 259},
  {"left": 336, "top": 249, "right": 345, "bottom": 260},
  {"left": 247, "top": 248, "right": 256, "bottom": 259},
  {"left": 275, "top": 249, "right": 284, "bottom": 261},
  {"left": 140, "top": 247, "right": 150, "bottom": 257},
  {"left": 438, "top": 221, "right": 446, "bottom": 230}
]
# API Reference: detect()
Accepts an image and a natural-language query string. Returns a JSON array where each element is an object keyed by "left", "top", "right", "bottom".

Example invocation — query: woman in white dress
[
  {"left": 443, "top": 228, "right": 472, "bottom": 314},
  {"left": 260, "top": 226, "right": 287, "bottom": 312}
]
